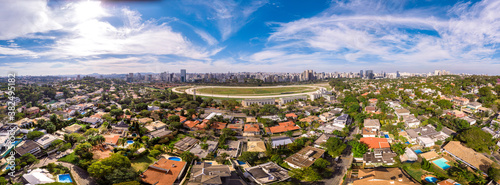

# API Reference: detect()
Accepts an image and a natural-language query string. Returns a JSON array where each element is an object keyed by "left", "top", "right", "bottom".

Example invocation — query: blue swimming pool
[
  {"left": 425, "top": 177, "right": 437, "bottom": 183},
  {"left": 237, "top": 160, "right": 246, "bottom": 165},
  {"left": 58, "top": 174, "right": 73, "bottom": 183},
  {"left": 384, "top": 134, "right": 389, "bottom": 138},
  {"left": 432, "top": 158, "right": 451, "bottom": 170},
  {"left": 168, "top": 157, "right": 182, "bottom": 161},
  {"left": 127, "top": 140, "right": 134, "bottom": 144},
  {"left": 414, "top": 150, "right": 423, "bottom": 154}
]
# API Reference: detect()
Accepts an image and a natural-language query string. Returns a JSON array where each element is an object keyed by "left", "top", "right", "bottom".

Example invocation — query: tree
[
  {"left": 390, "top": 143, "right": 406, "bottom": 155},
  {"left": 289, "top": 167, "right": 322, "bottom": 182},
  {"left": 349, "top": 140, "right": 368, "bottom": 158},
  {"left": 75, "top": 142, "right": 93, "bottom": 160},
  {"left": 113, "top": 181, "right": 141, "bottom": 185},
  {"left": 180, "top": 151, "right": 196, "bottom": 162},
  {"left": 27, "top": 131, "right": 44, "bottom": 140},
  {"left": 149, "top": 149, "right": 162, "bottom": 158},
  {"left": 88, "top": 161, "right": 113, "bottom": 178},
  {"left": 456, "top": 127, "right": 494, "bottom": 154},
  {"left": 488, "top": 166, "right": 500, "bottom": 182},
  {"left": 313, "top": 158, "right": 330, "bottom": 169},
  {"left": 110, "top": 109, "right": 124, "bottom": 120},
  {"left": 239, "top": 152, "right": 259, "bottom": 165},
  {"left": 321, "top": 137, "right": 346, "bottom": 158}
]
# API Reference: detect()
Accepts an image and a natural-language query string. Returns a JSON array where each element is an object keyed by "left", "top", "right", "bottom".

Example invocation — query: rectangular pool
[
  {"left": 58, "top": 174, "right": 73, "bottom": 183},
  {"left": 432, "top": 158, "right": 451, "bottom": 170},
  {"left": 414, "top": 150, "right": 422, "bottom": 154}
]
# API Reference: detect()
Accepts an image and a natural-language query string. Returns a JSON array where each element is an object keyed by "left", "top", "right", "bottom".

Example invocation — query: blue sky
[{"left": 1, "top": 0, "right": 499, "bottom": 76}]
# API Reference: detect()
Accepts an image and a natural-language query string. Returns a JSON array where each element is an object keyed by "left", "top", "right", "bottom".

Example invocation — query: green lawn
[
  {"left": 402, "top": 164, "right": 424, "bottom": 183},
  {"left": 131, "top": 155, "right": 157, "bottom": 172},
  {"left": 196, "top": 86, "right": 317, "bottom": 96},
  {"left": 57, "top": 153, "right": 79, "bottom": 165}
]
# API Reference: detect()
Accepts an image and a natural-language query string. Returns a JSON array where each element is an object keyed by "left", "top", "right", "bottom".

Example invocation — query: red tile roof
[
  {"left": 265, "top": 121, "right": 300, "bottom": 134},
  {"left": 211, "top": 122, "right": 227, "bottom": 130},
  {"left": 183, "top": 120, "right": 199, "bottom": 128},
  {"left": 360, "top": 137, "right": 390, "bottom": 149},
  {"left": 141, "top": 158, "right": 187, "bottom": 185},
  {"left": 244, "top": 124, "right": 260, "bottom": 132},
  {"left": 285, "top": 113, "right": 298, "bottom": 118}
]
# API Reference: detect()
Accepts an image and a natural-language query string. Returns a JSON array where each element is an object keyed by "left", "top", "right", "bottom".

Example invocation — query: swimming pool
[
  {"left": 58, "top": 174, "right": 73, "bottom": 183},
  {"left": 384, "top": 134, "right": 389, "bottom": 138},
  {"left": 425, "top": 176, "right": 437, "bottom": 183},
  {"left": 127, "top": 140, "right": 134, "bottom": 144},
  {"left": 237, "top": 160, "right": 246, "bottom": 165},
  {"left": 432, "top": 158, "right": 451, "bottom": 170},
  {"left": 414, "top": 150, "right": 423, "bottom": 154},
  {"left": 168, "top": 157, "right": 182, "bottom": 161}
]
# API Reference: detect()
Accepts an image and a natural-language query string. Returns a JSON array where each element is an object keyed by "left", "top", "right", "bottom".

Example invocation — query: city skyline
[{"left": 1, "top": 0, "right": 500, "bottom": 75}]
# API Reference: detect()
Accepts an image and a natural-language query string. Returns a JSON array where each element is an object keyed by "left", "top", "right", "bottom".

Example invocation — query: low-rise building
[
  {"left": 319, "top": 112, "right": 335, "bottom": 122},
  {"left": 443, "top": 141, "right": 494, "bottom": 175},
  {"left": 246, "top": 141, "right": 267, "bottom": 153},
  {"left": 265, "top": 121, "right": 300, "bottom": 135},
  {"left": 351, "top": 168, "right": 416, "bottom": 185},
  {"left": 278, "top": 96, "right": 307, "bottom": 105},
  {"left": 63, "top": 124, "right": 82, "bottom": 134},
  {"left": 147, "top": 128, "right": 172, "bottom": 139},
  {"left": 333, "top": 114, "right": 350, "bottom": 128},
  {"left": 174, "top": 137, "right": 199, "bottom": 152},
  {"left": 363, "top": 148, "right": 397, "bottom": 166},
  {"left": 403, "top": 115, "right": 420, "bottom": 128},
  {"left": 189, "top": 140, "right": 218, "bottom": 159},
  {"left": 188, "top": 162, "right": 232, "bottom": 185},
  {"left": 15, "top": 140, "right": 41, "bottom": 157},
  {"left": 284, "top": 146, "right": 325, "bottom": 169},
  {"left": 364, "top": 119, "right": 381, "bottom": 130},
  {"left": 141, "top": 158, "right": 187, "bottom": 185},
  {"left": 35, "top": 134, "right": 58, "bottom": 149},
  {"left": 271, "top": 137, "right": 293, "bottom": 148},
  {"left": 22, "top": 168, "right": 55, "bottom": 185},
  {"left": 395, "top": 108, "right": 411, "bottom": 119},
  {"left": 244, "top": 162, "right": 290, "bottom": 185},
  {"left": 241, "top": 99, "right": 275, "bottom": 107},
  {"left": 243, "top": 124, "right": 260, "bottom": 136}
]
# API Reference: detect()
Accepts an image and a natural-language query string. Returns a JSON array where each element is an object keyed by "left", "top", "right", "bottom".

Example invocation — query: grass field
[
  {"left": 196, "top": 86, "right": 317, "bottom": 96},
  {"left": 131, "top": 155, "right": 157, "bottom": 172}
]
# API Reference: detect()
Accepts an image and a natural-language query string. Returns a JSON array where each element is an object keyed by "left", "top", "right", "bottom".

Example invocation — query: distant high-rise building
[
  {"left": 302, "top": 70, "right": 314, "bottom": 81},
  {"left": 396, "top": 71, "right": 400, "bottom": 78},
  {"left": 181, "top": 69, "right": 186, "bottom": 82},
  {"left": 360, "top": 70, "right": 363, "bottom": 78},
  {"left": 365, "top": 70, "right": 374, "bottom": 79},
  {"left": 76, "top": 75, "right": 80, "bottom": 80}
]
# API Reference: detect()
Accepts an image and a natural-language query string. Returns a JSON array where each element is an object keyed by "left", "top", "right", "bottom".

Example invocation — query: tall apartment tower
[
  {"left": 360, "top": 70, "right": 363, "bottom": 78},
  {"left": 365, "top": 70, "right": 374, "bottom": 79},
  {"left": 180, "top": 69, "right": 186, "bottom": 82}
]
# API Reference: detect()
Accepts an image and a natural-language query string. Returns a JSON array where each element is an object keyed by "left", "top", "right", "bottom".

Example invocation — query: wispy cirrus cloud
[
  {"left": 183, "top": 0, "right": 268, "bottom": 41},
  {"left": 248, "top": 0, "right": 500, "bottom": 73}
]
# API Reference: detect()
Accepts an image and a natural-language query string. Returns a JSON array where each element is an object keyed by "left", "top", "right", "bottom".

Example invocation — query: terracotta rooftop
[
  {"left": 183, "top": 120, "right": 199, "bottom": 129},
  {"left": 211, "top": 122, "right": 227, "bottom": 130},
  {"left": 141, "top": 158, "right": 187, "bottom": 185},
  {"left": 104, "top": 135, "right": 120, "bottom": 145},
  {"left": 360, "top": 137, "right": 390, "bottom": 149},
  {"left": 244, "top": 124, "right": 260, "bottom": 132},
  {"left": 265, "top": 121, "right": 300, "bottom": 134}
]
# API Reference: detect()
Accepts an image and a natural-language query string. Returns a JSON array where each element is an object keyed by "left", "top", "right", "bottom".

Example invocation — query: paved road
[{"left": 172, "top": 85, "right": 322, "bottom": 99}]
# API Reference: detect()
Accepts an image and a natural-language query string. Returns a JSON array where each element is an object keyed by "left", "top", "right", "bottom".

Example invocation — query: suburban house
[
  {"left": 265, "top": 121, "right": 300, "bottom": 135},
  {"left": 246, "top": 141, "right": 267, "bottom": 153},
  {"left": 403, "top": 115, "right": 420, "bottom": 128},
  {"left": 244, "top": 162, "right": 290, "bottom": 185},
  {"left": 35, "top": 134, "right": 59, "bottom": 149},
  {"left": 395, "top": 108, "right": 411, "bottom": 119},
  {"left": 284, "top": 146, "right": 325, "bottom": 169},
  {"left": 188, "top": 162, "right": 232, "bottom": 185},
  {"left": 271, "top": 137, "right": 293, "bottom": 148},
  {"left": 217, "top": 140, "right": 241, "bottom": 158},
  {"left": 351, "top": 168, "right": 416, "bottom": 185},
  {"left": 363, "top": 148, "right": 397, "bottom": 166},
  {"left": 22, "top": 168, "right": 55, "bottom": 185},
  {"left": 189, "top": 140, "right": 218, "bottom": 159},
  {"left": 360, "top": 137, "right": 390, "bottom": 149},
  {"left": 183, "top": 120, "right": 200, "bottom": 130},
  {"left": 443, "top": 141, "right": 494, "bottom": 175},
  {"left": 243, "top": 124, "right": 260, "bottom": 136},
  {"left": 147, "top": 128, "right": 172, "bottom": 139},
  {"left": 141, "top": 158, "right": 187, "bottom": 185},
  {"left": 319, "top": 112, "right": 335, "bottom": 122},
  {"left": 333, "top": 114, "right": 350, "bottom": 128},
  {"left": 63, "top": 124, "right": 82, "bottom": 134},
  {"left": 405, "top": 125, "right": 453, "bottom": 146},
  {"left": 400, "top": 147, "right": 418, "bottom": 162},
  {"left": 15, "top": 140, "right": 42, "bottom": 157},
  {"left": 174, "top": 137, "right": 199, "bottom": 152}
]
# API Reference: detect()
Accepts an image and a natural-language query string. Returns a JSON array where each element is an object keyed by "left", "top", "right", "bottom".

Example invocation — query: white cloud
[
  {"left": 185, "top": 0, "right": 267, "bottom": 40},
  {"left": 0, "top": 0, "right": 62, "bottom": 40}
]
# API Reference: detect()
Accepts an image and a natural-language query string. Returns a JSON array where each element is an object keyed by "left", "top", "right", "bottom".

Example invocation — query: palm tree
[
  {"left": 117, "top": 138, "right": 126, "bottom": 147},
  {"left": 95, "top": 135, "right": 105, "bottom": 146},
  {"left": 132, "top": 142, "right": 141, "bottom": 149}
]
